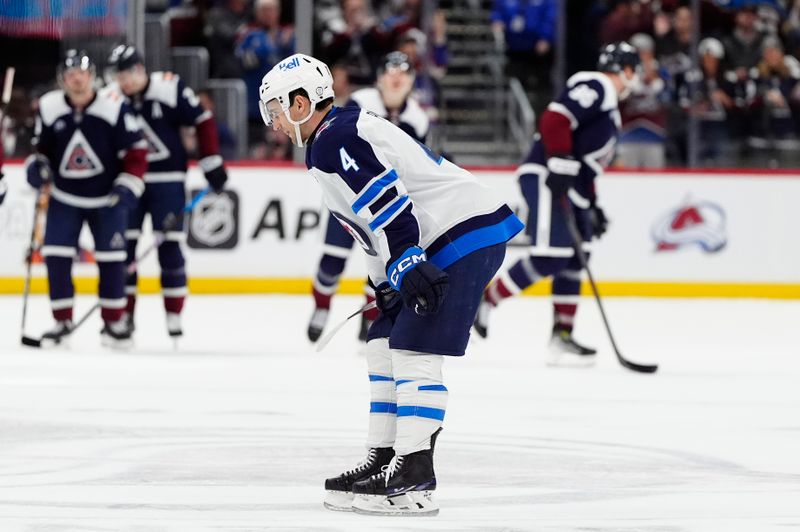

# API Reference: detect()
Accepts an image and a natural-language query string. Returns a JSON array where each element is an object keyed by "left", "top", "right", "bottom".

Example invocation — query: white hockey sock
[
  {"left": 392, "top": 350, "right": 448, "bottom": 456},
  {"left": 365, "top": 338, "right": 396, "bottom": 449}
]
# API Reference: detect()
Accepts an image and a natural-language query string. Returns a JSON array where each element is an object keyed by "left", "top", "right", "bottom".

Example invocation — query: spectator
[
  {"left": 679, "top": 37, "right": 738, "bottom": 166},
  {"left": 491, "top": 0, "right": 556, "bottom": 112},
  {"left": 599, "top": 0, "right": 654, "bottom": 45},
  {"left": 722, "top": 6, "right": 765, "bottom": 83},
  {"left": 396, "top": 28, "right": 445, "bottom": 122},
  {"left": 331, "top": 62, "right": 353, "bottom": 106},
  {"left": 321, "top": 0, "right": 392, "bottom": 87},
  {"left": 617, "top": 33, "right": 670, "bottom": 168},
  {"left": 237, "top": 0, "right": 295, "bottom": 121},
  {"left": 656, "top": 5, "right": 693, "bottom": 94},
  {"left": 236, "top": 0, "right": 295, "bottom": 152},
  {"left": 748, "top": 36, "right": 800, "bottom": 165},
  {"left": 204, "top": 0, "right": 248, "bottom": 78}
]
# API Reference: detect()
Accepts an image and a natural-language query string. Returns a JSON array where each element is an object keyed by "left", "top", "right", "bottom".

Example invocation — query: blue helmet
[{"left": 597, "top": 42, "right": 640, "bottom": 73}]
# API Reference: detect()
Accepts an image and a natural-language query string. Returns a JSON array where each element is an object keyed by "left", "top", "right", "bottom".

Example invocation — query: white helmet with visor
[{"left": 258, "top": 54, "right": 334, "bottom": 147}]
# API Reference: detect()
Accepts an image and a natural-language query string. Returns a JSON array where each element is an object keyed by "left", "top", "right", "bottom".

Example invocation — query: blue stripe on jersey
[
  {"left": 429, "top": 209, "right": 524, "bottom": 270},
  {"left": 370, "top": 401, "right": 398, "bottom": 414},
  {"left": 418, "top": 384, "right": 448, "bottom": 392},
  {"left": 395, "top": 379, "right": 413, "bottom": 386},
  {"left": 352, "top": 169, "right": 399, "bottom": 214},
  {"left": 368, "top": 195, "right": 411, "bottom": 232},
  {"left": 397, "top": 405, "right": 446, "bottom": 421},
  {"left": 369, "top": 374, "right": 394, "bottom": 382}
]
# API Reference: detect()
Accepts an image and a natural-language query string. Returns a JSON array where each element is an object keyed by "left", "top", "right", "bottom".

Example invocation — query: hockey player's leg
[
  {"left": 123, "top": 194, "right": 145, "bottom": 331},
  {"left": 40, "top": 199, "right": 82, "bottom": 347},
  {"left": 90, "top": 205, "right": 133, "bottom": 349},
  {"left": 474, "top": 257, "right": 540, "bottom": 338},
  {"left": 324, "top": 338, "right": 396, "bottom": 511},
  {"left": 158, "top": 241, "right": 187, "bottom": 338},
  {"left": 548, "top": 254, "right": 596, "bottom": 366},
  {"left": 309, "top": 214, "right": 354, "bottom": 342},
  {"left": 351, "top": 351, "right": 446, "bottom": 516}
]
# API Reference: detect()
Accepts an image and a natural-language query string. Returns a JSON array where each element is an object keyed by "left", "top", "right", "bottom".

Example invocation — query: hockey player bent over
[
  {"left": 308, "top": 51, "right": 431, "bottom": 343},
  {"left": 474, "top": 42, "right": 641, "bottom": 367},
  {"left": 105, "top": 45, "right": 228, "bottom": 339},
  {"left": 26, "top": 50, "right": 147, "bottom": 348},
  {"left": 259, "top": 54, "right": 523, "bottom": 515}
]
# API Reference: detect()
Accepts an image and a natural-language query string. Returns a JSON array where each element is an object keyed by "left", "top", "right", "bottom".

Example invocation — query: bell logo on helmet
[{"left": 279, "top": 57, "right": 301, "bottom": 71}]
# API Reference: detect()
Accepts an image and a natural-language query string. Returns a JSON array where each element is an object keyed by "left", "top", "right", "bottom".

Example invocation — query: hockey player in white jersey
[
  {"left": 308, "top": 51, "right": 430, "bottom": 344},
  {"left": 473, "top": 42, "right": 640, "bottom": 366},
  {"left": 259, "top": 54, "right": 523, "bottom": 515}
]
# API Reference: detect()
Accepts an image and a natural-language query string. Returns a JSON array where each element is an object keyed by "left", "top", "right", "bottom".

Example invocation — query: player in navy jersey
[
  {"left": 473, "top": 42, "right": 641, "bottom": 366},
  {"left": 259, "top": 53, "right": 523, "bottom": 516},
  {"left": 25, "top": 50, "right": 148, "bottom": 348},
  {"left": 105, "top": 45, "right": 228, "bottom": 339},
  {"left": 307, "top": 52, "right": 430, "bottom": 344}
]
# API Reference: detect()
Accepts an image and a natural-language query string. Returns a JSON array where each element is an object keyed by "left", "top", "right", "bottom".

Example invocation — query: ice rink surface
[{"left": 0, "top": 293, "right": 799, "bottom": 532}]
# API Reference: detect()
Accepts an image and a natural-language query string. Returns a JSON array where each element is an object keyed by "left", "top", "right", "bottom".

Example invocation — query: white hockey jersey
[{"left": 305, "top": 106, "right": 523, "bottom": 286}]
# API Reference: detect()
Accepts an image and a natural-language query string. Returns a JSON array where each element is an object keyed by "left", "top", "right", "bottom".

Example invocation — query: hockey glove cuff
[
  {"left": 25, "top": 154, "right": 52, "bottom": 189},
  {"left": 545, "top": 156, "right": 580, "bottom": 198},
  {"left": 200, "top": 155, "right": 227, "bottom": 193},
  {"left": 109, "top": 173, "right": 144, "bottom": 210},
  {"left": 387, "top": 246, "right": 449, "bottom": 316}
]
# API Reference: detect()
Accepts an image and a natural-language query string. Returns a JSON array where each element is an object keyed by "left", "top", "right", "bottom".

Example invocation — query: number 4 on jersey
[{"left": 339, "top": 147, "right": 360, "bottom": 172}]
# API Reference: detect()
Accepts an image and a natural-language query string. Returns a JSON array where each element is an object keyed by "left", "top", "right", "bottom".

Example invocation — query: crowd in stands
[{"left": 4, "top": 0, "right": 800, "bottom": 168}]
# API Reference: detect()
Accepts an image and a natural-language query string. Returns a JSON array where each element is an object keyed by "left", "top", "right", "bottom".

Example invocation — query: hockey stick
[
  {"left": 559, "top": 196, "right": 658, "bottom": 374},
  {"left": 19, "top": 187, "right": 47, "bottom": 346},
  {"left": 21, "top": 188, "right": 211, "bottom": 348},
  {"left": 315, "top": 300, "right": 377, "bottom": 352}
]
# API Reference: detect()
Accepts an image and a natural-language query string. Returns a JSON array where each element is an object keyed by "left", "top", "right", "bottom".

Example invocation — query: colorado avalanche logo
[
  {"left": 651, "top": 199, "right": 727, "bottom": 253},
  {"left": 59, "top": 130, "right": 104, "bottom": 179}
]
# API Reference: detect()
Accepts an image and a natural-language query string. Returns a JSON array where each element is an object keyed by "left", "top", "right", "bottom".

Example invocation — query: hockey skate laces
[
  {"left": 344, "top": 449, "right": 376, "bottom": 476},
  {"left": 383, "top": 455, "right": 403, "bottom": 486}
]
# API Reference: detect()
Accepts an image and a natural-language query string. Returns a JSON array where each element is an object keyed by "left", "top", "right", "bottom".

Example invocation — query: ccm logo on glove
[{"left": 388, "top": 247, "right": 427, "bottom": 290}]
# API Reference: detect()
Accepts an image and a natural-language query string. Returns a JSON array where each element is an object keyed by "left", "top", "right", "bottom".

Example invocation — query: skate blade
[
  {"left": 323, "top": 490, "right": 354, "bottom": 512},
  {"left": 352, "top": 491, "right": 439, "bottom": 516},
  {"left": 546, "top": 350, "right": 597, "bottom": 368},
  {"left": 100, "top": 336, "right": 134, "bottom": 350}
]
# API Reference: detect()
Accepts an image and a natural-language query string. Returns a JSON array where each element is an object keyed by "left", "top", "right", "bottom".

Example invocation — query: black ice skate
[
  {"left": 351, "top": 428, "right": 441, "bottom": 516},
  {"left": 323, "top": 447, "right": 394, "bottom": 511},
  {"left": 307, "top": 307, "right": 329, "bottom": 342},
  {"left": 41, "top": 319, "right": 74, "bottom": 347},
  {"left": 548, "top": 326, "right": 597, "bottom": 367},
  {"left": 166, "top": 312, "right": 182, "bottom": 338},
  {"left": 472, "top": 292, "right": 492, "bottom": 338},
  {"left": 100, "top": 319, "right": 134, "bottom": 350},
  {"left": 121, "top": 311, "right": 136, "bottom": 333}
]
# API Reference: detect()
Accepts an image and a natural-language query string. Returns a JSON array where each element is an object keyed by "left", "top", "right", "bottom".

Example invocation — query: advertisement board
[{"left": 1, "top": 163, "right": 798, "bottom": 298}]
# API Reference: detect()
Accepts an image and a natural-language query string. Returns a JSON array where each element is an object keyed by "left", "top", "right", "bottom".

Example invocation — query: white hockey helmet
[{"left": 258, "top": 54, "right": 334, "bottom": 147}]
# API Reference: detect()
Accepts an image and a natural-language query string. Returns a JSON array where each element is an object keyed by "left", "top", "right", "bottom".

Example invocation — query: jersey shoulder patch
[
  {"left": 87, "top": 90, "right": 125, "bottom": 126},
  {"left": 145, "top": 71, "right": 180, "bottom": 107},
  {"left": 39, "top": 90, "right": 71, "bottom": 127},
  {"left": 565, "top": 71, "right": 618, "bottom": 112}
]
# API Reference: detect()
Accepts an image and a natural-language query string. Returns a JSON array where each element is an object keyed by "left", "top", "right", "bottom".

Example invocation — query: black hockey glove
[
  {"left": 387, "top": 246, "right": 449, "bottom": 316},
  {"left": 25, "top": 154, "right": 51, "bottom": 189},
  {"left": 589, "top": 203, "right": 609, "bottom": 239},
  {"left": 200, "top": 155, "right": 228, "bottom": 193},
  {"left": 373, "top": 281, "right": 401, "bottom": 313},
  {"left": 544, "top": 156, "right": 580, "bottom": 198}
]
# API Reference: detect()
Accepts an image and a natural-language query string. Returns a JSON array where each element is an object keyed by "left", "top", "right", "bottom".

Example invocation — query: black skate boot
[
  {"left": 472, "top": 292, "right": 493, "bottom": 338},
  {"left": 548, "top": 326, "right": 597, "bottom": 367},
  {"left": 324, "top": 447, "right": 394, "bottom": 511},
  {"left": 100, "top": 319, "right": 134, "bottom": 350},
  {"left": 307, "top": 307, "right": 329, "bottom": 342},
  {"left": 121, "top": 311, "right": 136, "bottom": 333},
  {"left": 41, "top": 320, "right": 74, "bottom": 347},
  {"left": 351, "top": 428, "right": 442, "bottom": 516}
]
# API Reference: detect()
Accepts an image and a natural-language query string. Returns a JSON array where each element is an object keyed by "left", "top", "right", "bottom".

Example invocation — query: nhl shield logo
[
  {"left": 187, "top": 190, "right": 239, "bottom": 249},
  {"left": 651, "top": 199, "right": 727, "bottom": 253}
]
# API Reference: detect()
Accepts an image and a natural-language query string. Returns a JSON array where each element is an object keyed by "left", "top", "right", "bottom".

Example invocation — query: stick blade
[
  {"left": 21, "top": 336, "right": 42, "bottom": 348},
  {"left": 620, "top": 359, "right": 658, "bottom": 374}
]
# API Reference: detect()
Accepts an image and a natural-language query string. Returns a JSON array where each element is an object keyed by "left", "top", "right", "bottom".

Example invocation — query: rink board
[{"left": 1, "top": 163, "right": 798, "bottom": 298}]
